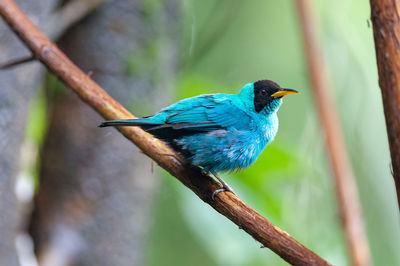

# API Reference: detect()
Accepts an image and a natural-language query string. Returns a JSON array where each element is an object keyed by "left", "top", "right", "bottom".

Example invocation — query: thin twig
[
  {"left": 0, "top": 53, "right": 35, "bottom": 69},
  {"left": 295, "top": 0, "right": 371, "bottom": 266},
  {"left": 0, "top": 0, "right": 330, "bottom": 265},
  {"left": 369, "top": 0, "right": 400, "bottom": 211}
]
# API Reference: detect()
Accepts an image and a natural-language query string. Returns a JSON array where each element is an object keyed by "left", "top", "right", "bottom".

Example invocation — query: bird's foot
[
  {"left": 211, "top": 185, "right": 236, "bottom": 200},
  {"left": 211, "top": 172, "right": 236, "bottom": 200}
]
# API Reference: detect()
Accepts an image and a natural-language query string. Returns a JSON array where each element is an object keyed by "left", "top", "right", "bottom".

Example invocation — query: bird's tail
[{"left": 99, "top": 118, "right": 158, "bottom": 128}]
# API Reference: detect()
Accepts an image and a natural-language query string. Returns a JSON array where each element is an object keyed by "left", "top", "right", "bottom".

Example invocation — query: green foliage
[
  {"left": 26, "top": 88, "right": 48, "bottom": 146},
  {"left": 25, "top": 85, "right": 49, "bottom": 189},
  {"left": 177, "top": 74, "right": 229, "bottom": 98},
  {"left": 124, "top": 41, "right": 161, "bottom": 78},
  {"left": 140, "top": 0, "right": 164, "bottom": 20}
]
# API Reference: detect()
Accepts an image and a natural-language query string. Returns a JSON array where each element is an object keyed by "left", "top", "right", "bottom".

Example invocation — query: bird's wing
[
  {"left": 156, "top": 94, "right": 252, "bottom": 131},
  {"left": 99, "top": 94, "right": 253, "bottom": 143}
]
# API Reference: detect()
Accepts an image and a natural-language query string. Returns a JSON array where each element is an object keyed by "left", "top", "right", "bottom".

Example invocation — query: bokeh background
[{"left": 1, "top": 0, "right": 400, "bottom": 265}]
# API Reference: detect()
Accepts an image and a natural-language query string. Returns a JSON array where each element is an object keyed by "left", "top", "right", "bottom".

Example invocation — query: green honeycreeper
[{"left": 100, "top": 80, "right": 298, "bottom": 198}]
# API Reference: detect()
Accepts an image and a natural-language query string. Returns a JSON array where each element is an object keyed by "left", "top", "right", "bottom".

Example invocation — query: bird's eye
[{"left": 260, "top": 89, "right": 267, "bottom": 96}]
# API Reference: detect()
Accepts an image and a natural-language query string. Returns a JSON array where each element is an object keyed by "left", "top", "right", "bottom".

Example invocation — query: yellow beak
[{"left": 271, "top": 88, "right": 299, "bottom": 98}]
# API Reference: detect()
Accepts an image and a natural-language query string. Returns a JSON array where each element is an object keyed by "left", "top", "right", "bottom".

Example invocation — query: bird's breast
[{"left": 253, "top": 112, "right": 279, "bottom": 145}]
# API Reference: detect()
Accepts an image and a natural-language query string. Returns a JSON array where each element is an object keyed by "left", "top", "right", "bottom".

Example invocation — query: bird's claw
[
  {"left": 210, "top": 172, "right": 236, "bottom": 200},
  {"left": 212, "top": 188, "right": 226, "bottom": 200},
  {"left": 211, "top": 184, "right": 236, "bottom": 200}
]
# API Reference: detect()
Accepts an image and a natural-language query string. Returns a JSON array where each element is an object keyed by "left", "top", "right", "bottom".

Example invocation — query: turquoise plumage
[{"left": 100, "top": 80, "right": 298, "bottom": 196}]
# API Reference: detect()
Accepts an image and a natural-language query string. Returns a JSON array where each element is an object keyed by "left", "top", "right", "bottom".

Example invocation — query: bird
[{"left": 100, "top": 80, "right": 298, "bottom": 198}]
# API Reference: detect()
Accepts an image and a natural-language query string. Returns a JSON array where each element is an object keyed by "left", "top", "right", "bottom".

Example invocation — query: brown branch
[
  {"left": 295, "top": 1, "right": 372, "bottom": 266},
  {"left": 0, "top": 0, "right": 330, "bottom": 265},
  {"left": 0, "top": 53, "right": 35, "bottom": 69},
  {"left": 369, "top": 0, "right": 400, "bottom": 210}
]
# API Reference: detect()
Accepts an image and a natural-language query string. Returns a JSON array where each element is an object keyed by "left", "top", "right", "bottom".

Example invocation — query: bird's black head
[{"left": 253, "top": 80, "right": 298, "bottom": 113}]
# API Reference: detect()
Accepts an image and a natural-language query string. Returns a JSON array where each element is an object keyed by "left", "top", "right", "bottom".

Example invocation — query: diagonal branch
[
  {"left": 295, "top": 0, "right": 371, "bottom": 266},
  {"left": 0, "top": 0, "right": 330, "bottom": 265},
  {"left": 0, "top": 53, "right": 35, "bottom": 69}
]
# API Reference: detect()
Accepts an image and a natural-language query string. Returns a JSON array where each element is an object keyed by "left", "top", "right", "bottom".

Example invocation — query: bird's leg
[{"left": 211, "top": 172, "right": 236, "bottom": 200}]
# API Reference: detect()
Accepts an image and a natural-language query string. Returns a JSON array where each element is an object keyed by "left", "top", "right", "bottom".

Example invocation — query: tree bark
[
  {"left": 0, "top": 1, "right": 60, "bottom": 265},
  {"left": 369, "top": 0, "right": 400, "bottom": 211},
  {"left": 28, "top": 1, "right": 179, "bottom": 265}
]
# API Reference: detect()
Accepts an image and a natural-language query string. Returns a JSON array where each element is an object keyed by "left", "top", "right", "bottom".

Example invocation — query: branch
[
  {"left": 369, "top": 0, "right": 400, "bottom": 210},
  {"left": 0, "top": 53, "right": 35, "bottom": 69},
  {"left": 295, "top": 1, "right": 371, "bottom": 266},
  {"left": 0, "top": 0, "right": 330, "bottom": 265}
]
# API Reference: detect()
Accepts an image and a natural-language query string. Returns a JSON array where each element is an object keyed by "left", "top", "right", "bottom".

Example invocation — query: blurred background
[{"left": 1, "top": 0, "right": 399, "bottom": 265}]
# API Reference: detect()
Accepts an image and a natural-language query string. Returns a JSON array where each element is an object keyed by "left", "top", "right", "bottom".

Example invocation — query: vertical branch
[
  {"left": 295, "top": 0, "right": 372, "bottom": 266},
  {"left": 369, "top": 0, "right": 400, "bottom": 210}
]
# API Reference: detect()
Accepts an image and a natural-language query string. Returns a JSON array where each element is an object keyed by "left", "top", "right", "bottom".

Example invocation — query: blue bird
[{"left": 100, "top": 80, "right": 298, "bottom": 198}]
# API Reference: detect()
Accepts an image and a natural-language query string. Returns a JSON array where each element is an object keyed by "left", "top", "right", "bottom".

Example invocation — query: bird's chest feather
[
  {"left": 175, "top": 113, "right": 279, "bottom": 172},
  {"left": 260, "top": 113, "right": 279, "bottom": 144}
]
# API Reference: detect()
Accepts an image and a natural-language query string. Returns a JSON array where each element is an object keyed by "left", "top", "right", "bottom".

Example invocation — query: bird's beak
[{"left": 271, "top": 88, "right": 299, "bottom": 98}]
